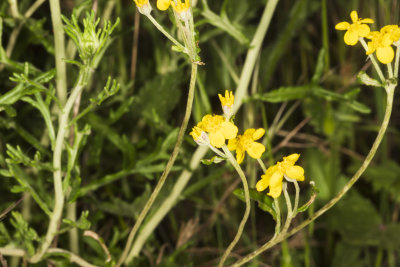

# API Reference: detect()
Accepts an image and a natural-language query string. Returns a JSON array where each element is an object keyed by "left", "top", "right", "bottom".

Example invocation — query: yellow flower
[
  {"left": 228, "top": 128, "right": 266, "bottom": 164},
  {"left": 218, "top": 90, "right": 234, "bottom": 118},
  {"left": 256, "top": 154, "right": 305, "bottom": 198},
  {"left": 335, "top": 10, "right": 374, "bottom": 46},
  {"left": 171, "top": 0, "right": 190, "bottom": 13},
  {"left": 190, "top": 126, "right": 209, "bottom": 146},
  {"left": 133, "top": 0, "right": 152, "bottom": 15},
  {"left": 157, "top": 0, "right": 190, "bottom": 13},
  {"left": 197, "top": 114, "right": 238, "bottom": 148},
  {"left": 133, "top": 0, "right": 148, "bottom": 7},
  {"left": 366, "top": 26, "right": 399, "bottom": 64}
]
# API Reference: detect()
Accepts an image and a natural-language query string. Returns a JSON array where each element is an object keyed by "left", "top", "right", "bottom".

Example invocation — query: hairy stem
[
  {"left": 218, "top": 146, "right": 251, "bottom": 267},
  {"left": 230, "top": 84, "right": 395, "bottom": 267},
  {"left": 117, "top": 63, "right": 198, "bottom": 266},
  {"left": 30, "top": 69, "right": 90, "bottom": 263}
]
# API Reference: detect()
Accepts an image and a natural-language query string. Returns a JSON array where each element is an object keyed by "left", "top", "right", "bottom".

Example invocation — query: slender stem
[
  {"left": 146, "top": 14, "right": 187, "bottom": 54},
  {"left": 48, "top": 0, "right": 67, "bottom": 106},
  {"left": 117, "top": 63, "right": 198, "bottom": 266},
  {"left": 273, "top": 198, "right": 281, "bottom": 236},
  {"left": 230, "top": 84, "right": 395, "bottom": 267},
  {"left": 124, "top": 0, "right": 279, "bottom": 259},
  {"left": 0, "top": 247, "right": 98, "bottom": 267},
  {"left": 233, "top": 0, "right": 279, "bottom": 112},
  {"left": 218, "top": 145, "right": 251, "bottom": 267},
  {"left": 292, "top": 181, "right": 300, "bottom": 217},
  {"left": 29, "top": 69, "right": 89, "bottom": 263},
  {"left": 387, "top": 63, "right": 393, "bottom": 78},
  {"left": 257, "top": 158, "right": 267, "bottom": 173},
  {"left": 281, "top": 184, "right": 293, "bottom": 234},
  {"left": 359, "top": 38, "right": 385, "bottom": 83},
  {"left": 394, "top": 46, "right": 400, "bottom": 78}
]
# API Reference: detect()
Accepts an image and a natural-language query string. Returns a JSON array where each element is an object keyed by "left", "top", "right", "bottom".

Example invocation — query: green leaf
[
  {"left": 311, "top": 49, "right": 325, "bottom": 84},
  {"left": 328, "top": 192, "right": 382, "bottom": 246},
  {"left": 201, "top": 156, "right": 226, "bottom": 165},
  {"left": 252, "top": 86, "right": 311, "bottom": 103},
  {"left": 234, "top": 188, "right": 276, "bottom": 220},
  {"left": 201, "top": 2, "right": 249, "bottom": 45},
  {"left": 358, "top": 71, "right": 382, "bottom": 87}
]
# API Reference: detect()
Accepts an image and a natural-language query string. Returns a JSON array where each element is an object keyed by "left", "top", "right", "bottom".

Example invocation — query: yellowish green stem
[
  {"left": 118, "top": 63, "right": 198, "bottom": 266},
  {"left": 30, "top": 68, "right": 90, "bottom": 263},
  {"left": 359, "top": 38, "right": 385, "bottom": 83},
  {"left": 230, "top": 83, "right": 395, "bottom": 267},
  {"left": 218, "top": 145, "right": 251, "bottom": 267}
]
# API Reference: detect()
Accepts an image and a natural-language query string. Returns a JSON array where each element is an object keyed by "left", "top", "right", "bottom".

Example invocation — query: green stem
[
  {"left": 117, "top": 63, "right": 198, "bottom": 266},
  {"left": 387, "top": 63, "right": 393, "bottom": 78},
  {"left": 48, "top": 0, "right": 67, "bottom": 106},
  {"left": 146, "top": 14, "right": 187, "bottom": 54},
  {"left": 257, "top": 158, "right": 267, "bottom": 173},
  {"left": 125, "top": 0, "right": 279, "bottom": 259},
  {"left": 1, "top": 247, "right": 98, "bottom": 267},
  {"left": 292, "top": 181, "right": 300, "bottom": 217},
  {"left": 359, "top": 38, "right": 385, "bottom": 83},
  {"left": 30, "top": 69, "right": 89, "bottom": 263},
  {"left": 281, "top": 184, "right": 293, "bottom": 234},
  {"left": 273, "top": 198, "right": 281, "bottom": 236},
  {"left": 394, "top": 46, "right": 400, "bottom": 77},
  {"left": 233, "top": 0, "right": 279, "bottom": 112},
  {"left": 218, "top": 145, "right": 251, "bottom": 267},
  {"left": 229, "top": 84, "right": 395, "bottom": 267}
]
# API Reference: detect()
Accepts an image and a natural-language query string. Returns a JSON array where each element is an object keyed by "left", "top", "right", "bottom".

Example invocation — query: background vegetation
[{"left": 0, "top": 0, "right": 400, "bottom": 266}]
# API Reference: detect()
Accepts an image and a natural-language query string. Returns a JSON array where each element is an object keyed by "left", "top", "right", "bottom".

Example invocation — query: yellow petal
[
  {"left": 285, "top": 165, "right": 305, "bottom": 181},
  {"left": 268, "top": 182, "right": 283, "bottom": 198},
  {"left": 157, "top": 0, "right": 171, "bottom": 10},
  {"left": 220, "top": 121, "right": 238, "bottom": 140},
  {"left": 227, "top": 138, "right": 238, "bottom": 151},
  {"left": 360, "top": 18, "right": 374, "bottom": 24},
  {"left": 335, "top": 21, "right": 350, "bottom": 30},
  {"left": 252, "top": 128, "right": 265, "bottom": 140},
  {"left": 366, "top": 41, "right": 375, "bottom": 55},
  {"left": 236, "top": 148, "right": 245, "bottom": 164},
  {"left": 269, "top": 170, "right": 284, "bottom": 188},
  {"left": 344, "top": 30, "right": 359, "bottom": 46},
  {"left": 246, "top": 142, "right": 265, "bottom": 159},
  {"left": 244, "top": 128, "right": 255, "bottom": 136},
  {"left": 382, "top": 34, "right": 393, "bottom": 46},
  {"left": 283, "top": 154, "right": 300, "bottom": 164},
  {"left": 356, "top": 24, "right": 371, "bottom": 37},
  {"left": 256, "top": 177, "right": 269, "bottom": 192},
  {"left": 350, "top": 10, "right": 358, "bottom": 22},
  {"left": 377, "top": 46, "right": 394, "bottom": 64},
  {"left": 209, "top": 132, "right": 225, "bottom": 148}
]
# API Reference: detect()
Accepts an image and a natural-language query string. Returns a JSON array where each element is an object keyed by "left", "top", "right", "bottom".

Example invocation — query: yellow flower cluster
[
  {"left": 336, "top": 10, "right": 400, "bottom": 64},
  {"left": 132, "top": 0, "right": 152, "bottom": 15},
  {"left": 190, "top": 91, "right": 266, "bottom": 164},
  {"left": 256, "top": 154, "right": 305, "bottom": 198}
]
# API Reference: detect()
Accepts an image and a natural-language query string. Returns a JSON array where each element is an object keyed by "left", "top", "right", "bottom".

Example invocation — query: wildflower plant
[{"left": 0, "top": 0, "right": 398, "bottom": 266}]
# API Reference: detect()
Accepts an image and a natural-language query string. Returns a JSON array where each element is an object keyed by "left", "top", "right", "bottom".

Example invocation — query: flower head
[
  {"left": 365, "top": 25, "right": 400, "bottom": 64},
  {"left": 171, "top": 0, "right": 190, "bottom": 13},
  {"left": 190, "top": 126, "right": 209, "bottom": 146},
  {"left": 133, "top": 0, "right": 152, "bottom": 15},
  {"left": 196, "top": 114, "right": 238, "bottom": 148},
  {"left": 157, "top": 0, "right": 190, "bottom": 13},
  {"left": 335, "top": 10, "right": 374, "bottom": 46},
  {"left": 228, "top": 128, "right": 266, "bottom": 164},
  {"left": 256, "top": 154, "right": 305, "bottom": 198},
  {"left": 218, "top": 90, "right": 235, "bottom": 119}
]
